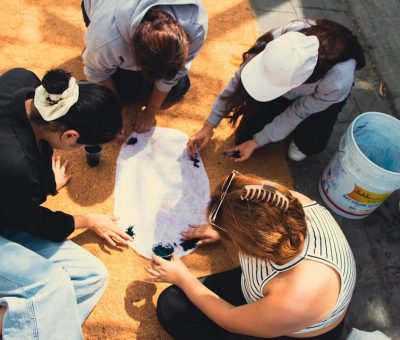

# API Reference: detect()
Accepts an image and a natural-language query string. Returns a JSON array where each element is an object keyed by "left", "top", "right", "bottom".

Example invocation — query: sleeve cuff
[
  {"left": 206, "top": 116, "right": 220, "bottom": 128},
  {"left": 84, "top": 66, "right": 115, "bottom": 83},
  {"left": 254, "top": 131, "right": 272, "bottom": 147},
  {"left": 207, "top": 112, "right": 222, "bottom": 127},
  {"left": 155, "top": 80, "right": 174, "bottom": 93}
]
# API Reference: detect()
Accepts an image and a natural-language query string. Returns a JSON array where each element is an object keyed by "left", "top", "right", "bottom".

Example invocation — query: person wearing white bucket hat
[
  {"left": 188, "top": 19, "right": 365, "bottom": 162},
  {"left": 240, "top": 31, "right": 319, "bottom": 103}
]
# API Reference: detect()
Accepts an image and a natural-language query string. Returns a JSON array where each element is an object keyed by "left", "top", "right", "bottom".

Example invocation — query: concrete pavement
[{"left": 248, "top": 0, "right": 399, "bottom": 338}]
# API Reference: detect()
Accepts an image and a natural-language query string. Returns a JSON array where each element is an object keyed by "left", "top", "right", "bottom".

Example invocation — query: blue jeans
[{"left": 0, "top": 228, "right": 108, "bottom": 340}]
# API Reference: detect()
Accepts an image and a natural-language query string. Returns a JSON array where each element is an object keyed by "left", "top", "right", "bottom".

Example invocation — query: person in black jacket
[{"left": 0, "top": 68, "right": 132, "bottom": 339}]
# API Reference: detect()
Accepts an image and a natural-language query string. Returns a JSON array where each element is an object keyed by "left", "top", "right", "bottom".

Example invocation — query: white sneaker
[{"left": 288, "top": 141, "right": 307, "bottom": 161}]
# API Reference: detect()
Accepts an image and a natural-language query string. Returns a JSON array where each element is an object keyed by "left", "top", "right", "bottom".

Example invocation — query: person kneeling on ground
[
  {"left": 81, "top": 0, "right": 208, "bottom": 133},
  {"left": 188, "top": 19, "right": 365, "bottom": 162},
  {"left": 0, "top": 68, "right": 132, "bottom": 339},
  {"left": 146, "top": 171, "right": 356, "bottom": 339}
]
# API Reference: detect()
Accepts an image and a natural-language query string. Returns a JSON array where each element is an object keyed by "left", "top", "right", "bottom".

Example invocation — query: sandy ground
[{"left": 0, "top": 1, "right": 293, "bottom": 339}]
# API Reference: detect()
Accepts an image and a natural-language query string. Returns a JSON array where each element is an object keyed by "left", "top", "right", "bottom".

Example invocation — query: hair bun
[{"left": 42, "top": 69, "right": 71, "bottom": 95}]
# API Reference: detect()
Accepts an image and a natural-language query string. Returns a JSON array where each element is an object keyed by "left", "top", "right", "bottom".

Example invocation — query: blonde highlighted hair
[{"left": 208, "top": 174, "right": 307, "bottom": 263}]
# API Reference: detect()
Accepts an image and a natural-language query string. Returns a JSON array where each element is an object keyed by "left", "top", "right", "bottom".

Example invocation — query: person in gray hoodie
[
  {"left": 187, "top": 19, "right": 365, "bottom": 162},
  {"left": 82, "top": 0, "right": 208, "bottom": 133}
]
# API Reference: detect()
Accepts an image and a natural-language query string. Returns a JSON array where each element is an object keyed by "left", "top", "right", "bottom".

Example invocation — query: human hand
[
  {"left": 181, "top": 224, "right": 221, "bottom": 246},
  {"left": 116, "top": 115, "right": 130, "bottom": 141},
  {"left": 187, "top": 123, "right": 214, "bottom": 157},
  {"left": 132, "top": 107, "right": 156, "bottom": 133},
  {"left": 85, "top": 213, "right": 133, "bottom": 247},
  {"left": 224, "top": 139, "right": 259, "bottom": 162},
  {"left": 52, "top": 156, "right": 72, "bottom": 191},
  {"left": 144, "top": 253, "right": 194, "bottom": 285}
]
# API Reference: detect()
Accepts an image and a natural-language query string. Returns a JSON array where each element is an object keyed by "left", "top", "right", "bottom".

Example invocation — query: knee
[
  {"left": 42, "top": 265, "right": 76, "bottom": 297},
  {"left": 156, "top": 285, "right": 186, "bottom": 326},
  {"left": 85, "top": 256, "right": 109, "bottom": 292},
  {"left": 95, "top": 260, "right": 108, "bottom": 289}
]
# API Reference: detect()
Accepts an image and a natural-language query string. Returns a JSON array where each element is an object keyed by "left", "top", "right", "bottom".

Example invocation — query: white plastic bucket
[{"left": 319, "top": 112, "right": 400, "bottom": 219}]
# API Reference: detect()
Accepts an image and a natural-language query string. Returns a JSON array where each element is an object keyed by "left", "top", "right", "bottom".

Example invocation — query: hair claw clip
[{"left": 240, "top": 182, "right": 289, "bottom": 211}]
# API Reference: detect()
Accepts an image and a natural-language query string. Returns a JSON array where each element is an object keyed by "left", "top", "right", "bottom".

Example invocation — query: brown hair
[
  {"left": 133, "top": 8, "right": 189, "bottom": 81},
  {"left": 226, "top": 19, "right": 365, "bottom": 126},
  {"left": 208, "top": 174, "right": 307, "bottom": 263}
]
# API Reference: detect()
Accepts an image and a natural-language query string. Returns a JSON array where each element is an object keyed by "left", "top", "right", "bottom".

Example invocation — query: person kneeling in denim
[{"left": 0, "top": 68, "right": 132, "bottom": 339}]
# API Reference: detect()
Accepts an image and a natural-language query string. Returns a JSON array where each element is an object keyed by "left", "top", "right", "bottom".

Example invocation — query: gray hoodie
[
  {"left": 83, "top": 0, "right": 208, "bottom": 92},
  {"left": 207, "top": 20, "right": 356, "bottom": 146}
]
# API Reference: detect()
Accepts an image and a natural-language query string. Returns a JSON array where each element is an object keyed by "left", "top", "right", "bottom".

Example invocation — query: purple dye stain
[{"left": 152, "top": 242, "right": 174, "bottom": 260}]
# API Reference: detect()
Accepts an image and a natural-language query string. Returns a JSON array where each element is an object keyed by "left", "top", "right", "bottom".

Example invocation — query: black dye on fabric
[
  {"left": 125, "top": 225, "right": 135, "bottom": 237},
  {"left": 189, "top": 154, "right": 200, "bottom": 168},
  {"left": 152, "top": 243, "right": 174, "bottom": 260},
  {"left": 127, "top": 137, "right": 138, "bottom": 145},
  {"left": 180, "top": 238, "right": 200, "bottom": 251}
]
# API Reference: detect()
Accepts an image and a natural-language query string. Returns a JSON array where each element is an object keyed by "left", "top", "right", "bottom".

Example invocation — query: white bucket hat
[{"left": 241, "top": 31, "right": 319, "bottom": 102}]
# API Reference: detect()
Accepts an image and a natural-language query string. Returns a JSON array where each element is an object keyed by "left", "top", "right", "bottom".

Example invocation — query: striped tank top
[{"left": 239, "top": 202, "right": 356, "bottom": 334}]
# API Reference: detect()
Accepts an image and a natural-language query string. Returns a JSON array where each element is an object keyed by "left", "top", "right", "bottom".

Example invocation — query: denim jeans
[{"left": 0, "top": 228, "right": 108, "bottom": 340}]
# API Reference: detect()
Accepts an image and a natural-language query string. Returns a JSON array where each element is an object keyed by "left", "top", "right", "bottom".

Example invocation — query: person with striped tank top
[{"left": 145, "top": 171, "right": 356, "bottom": 339}]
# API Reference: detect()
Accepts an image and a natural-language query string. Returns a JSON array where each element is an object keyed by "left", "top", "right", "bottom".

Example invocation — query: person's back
[
  {"left": 240, "top": 201, "right": 355, "bottom": 336},
  {"left": 82, "top": 0, "right": 208, "bottom": 132},
  {"left": 150, "top": 172, "right": 356, "bottom": 339}
]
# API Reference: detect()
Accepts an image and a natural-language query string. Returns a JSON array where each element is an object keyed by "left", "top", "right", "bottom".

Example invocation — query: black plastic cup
[
  {"left": 85, "top": 145, "right": 103, "bottom": 167},
  {"left": 152, "top": 243, "right": 174, "bottom": 261}
]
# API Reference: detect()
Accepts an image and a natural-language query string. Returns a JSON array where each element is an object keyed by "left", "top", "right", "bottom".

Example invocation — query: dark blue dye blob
[
  {"left": 180, "top": 238, "right": 200, "bottom": 251},
  {"left": 125, "top": 225, "right": 135, "bottom": 237},
  {"left": 127, "top": 137, "right": 138, "bottom": 145},
  {"left": 189, "top": 154, "right": 200, "bottom": 168},
  {"left": 152, "top": 243, "right": 174, "bottom": 260},
  {"left": 223, "top": 150, "right": 241, "bottom": 158}
]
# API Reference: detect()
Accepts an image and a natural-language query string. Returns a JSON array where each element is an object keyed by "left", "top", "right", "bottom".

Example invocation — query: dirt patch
[{"left": 0, "top": 1, "right": 293, "bottom": 338}]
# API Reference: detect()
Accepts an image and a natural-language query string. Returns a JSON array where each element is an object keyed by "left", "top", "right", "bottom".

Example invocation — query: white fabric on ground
[{"left": 114, "top": 127, "right": 210, "bottom": 259}]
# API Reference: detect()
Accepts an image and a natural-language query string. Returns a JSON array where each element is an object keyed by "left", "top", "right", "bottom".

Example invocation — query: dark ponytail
[{"left": 31, "top": 69, "right": 122, "bottom": 145}]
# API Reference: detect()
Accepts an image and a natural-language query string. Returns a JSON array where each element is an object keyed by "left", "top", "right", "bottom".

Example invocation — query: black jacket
[{"left": 0, "top": 68, "right": 74, "bottom": 241}]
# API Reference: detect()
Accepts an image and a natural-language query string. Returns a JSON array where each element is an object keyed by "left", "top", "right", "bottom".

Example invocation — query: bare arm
[
  {"left": 133, "top": 85, "right": 168, "bottom": 132},
  {"left": 146, "top": 255, "right": 316, "bottom": 338},
  {"left": 177, "top": 273, "right": 314, "bottom": 337},
  {"left": 73, "top": 214, "right": 132, "bottom": 247}
]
